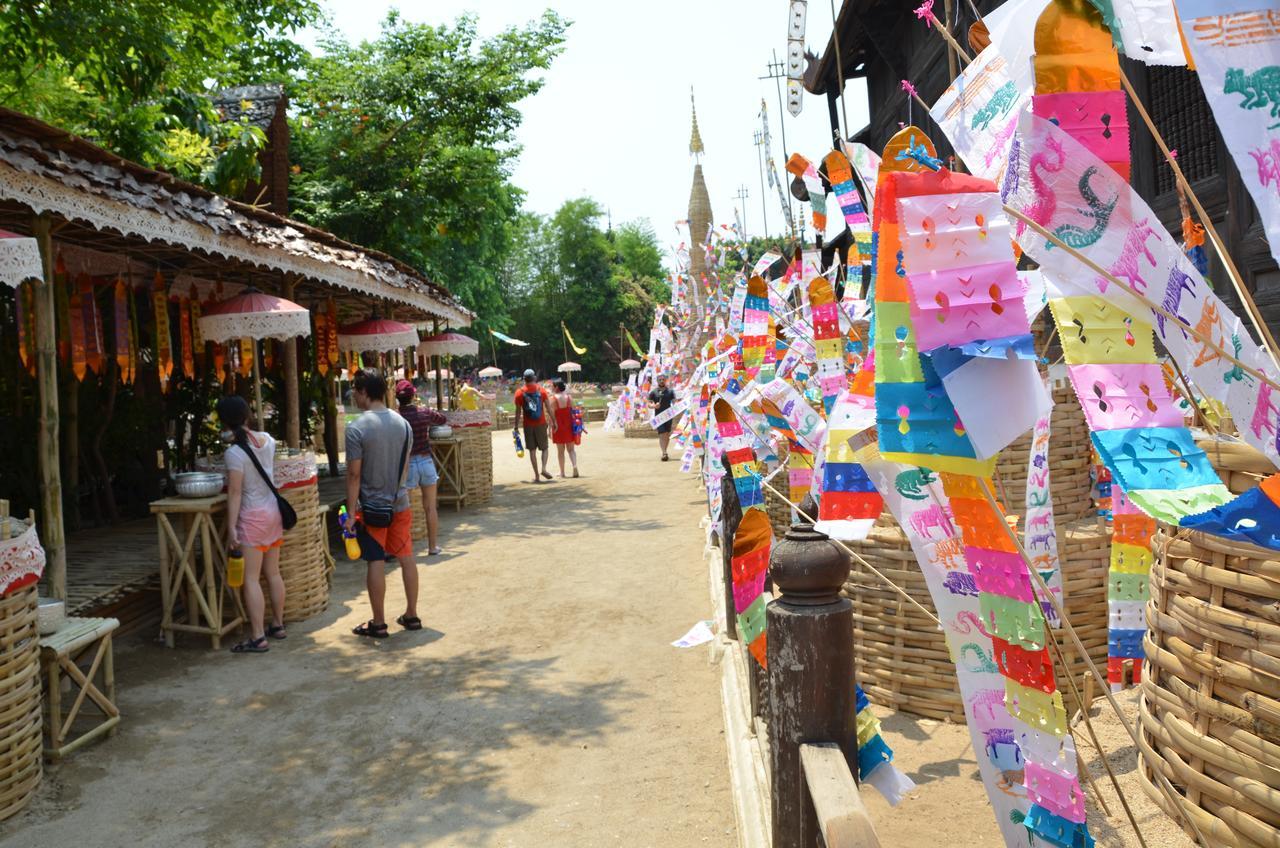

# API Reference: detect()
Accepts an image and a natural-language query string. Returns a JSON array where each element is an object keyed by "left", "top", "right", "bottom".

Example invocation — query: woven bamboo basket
[
  {"left": 624, "top": 420, "right": 660, "bottom": 439},
  {"left": 455, "top": 427, "right": 493, "bottom": 506},
  {"left": 997, "top": 383, "right": 1097, "bottom": 524},
  {"left": 0, "top": 583, "right": 41, "bottom": 822},
  {"left": 1140, "top": 529, "right": 1280, "bottom": 847},
  {"left": 1199, "top": 435, "right": 1276, "bottom": 495},
  {"left": 265, "top": 481, "right": 330, "bottom": 623},
  {"left": 407, "top": 487, "right": 429, "bottom": 540},
  {"left": 843, "top": 515, "right": 1110, "bottom": 721}
]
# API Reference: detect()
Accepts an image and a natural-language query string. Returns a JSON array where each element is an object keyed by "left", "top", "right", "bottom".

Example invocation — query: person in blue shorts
[{"left": 395, "top": 379, "right": 446, "bottom": 555}]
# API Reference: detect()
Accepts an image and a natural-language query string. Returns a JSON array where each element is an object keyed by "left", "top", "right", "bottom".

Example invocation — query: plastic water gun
[
  {"left": 337, "top": 505, "right": 361, "bottom": 561},
  {"left": 513, "top": 428, "right": 525, "bottom": 458}
]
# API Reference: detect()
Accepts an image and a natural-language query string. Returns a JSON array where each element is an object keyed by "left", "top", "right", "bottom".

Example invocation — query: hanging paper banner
[
  {"left": 190, "top": 299, "right": 204, "bottom": 371},
  {"left": 730, "top": 508, "right": 771, "bottom": 668},
  {"left": 152, "top": 271, "right": 172, "bottom": 391},
  {"left": 16, "top": 281, "right": 34, "bottom": 376},
  {"left": 1092, "top": 0, "right": 1188, "bottom": 66},
  {"left": 178, "top": 297, "right": 194, "bottom": 379},
  {"left": 825, "top": 149, "right": 870, "bottom": 227},
  {"left": 54, "top": 256, "right": 70, "bottom": 366},
  {"left": 326, "top": 298, "right": 340, "bottom": 367},
  {"left": 239, "top": 338, "right": 254, "bottom": 378},
  {"left": 625, "top": 328, "right": 646, "bottom": 356},
  {"left": 80, "top": 275, "right": 103, "bottom": 376},
  {"left": 1107, "top": 483, "right": 1152, "bottom": 691},
  {"left": 113, "top": 279, "right": 129, "bottom": 380},
  {"left": 814, "top": 391, "right": 882, "bottom": 540},
  {"left": 785, "top": 153, "right": 828, "bottom": 233},
  {"left": 315, "top": 307, "right": 329, "bottom": 376},
  {"left": 68, "top": 274, "right": 86, "bottom": 381},
  {"left": 930, "top": 43, "right": 1032, "bottom": 181},
  {"left": 843, "top": 141, "right": 882, "bottom": 217},
  {"left": 127, "top": 283, "right": 139, "bottom": 385}
]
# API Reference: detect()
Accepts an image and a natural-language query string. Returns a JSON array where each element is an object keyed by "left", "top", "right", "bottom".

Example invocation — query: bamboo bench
[{"left": 39, "top": 616, "right": 120, "bottom": 759}]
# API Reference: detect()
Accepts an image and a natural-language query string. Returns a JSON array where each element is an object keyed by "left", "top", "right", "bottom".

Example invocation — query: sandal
[
  {"left": 265, "top": 624, "right": 287, "bottom": 640},
  {"left": 396, "top": 614, "right": 423, "bottom": 631},
  {"left": 231, "top": 636, "right": 269, "bottom": 654},
  {"left": 353, "top": 620, "right": 389, "bottom": 639},
  {"left": 572, "top": 469, "right": 579, "bottom": 478}
]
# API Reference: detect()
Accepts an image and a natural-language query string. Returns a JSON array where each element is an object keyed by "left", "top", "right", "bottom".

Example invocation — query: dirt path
[{"left": 2, "top": 431, "right": 736, "bottom": 848}]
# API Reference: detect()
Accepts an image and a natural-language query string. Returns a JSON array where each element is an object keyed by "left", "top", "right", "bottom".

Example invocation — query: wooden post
[
  {"left": 281, "top": 275, "right": 300, "bottom": 448},
  {"left": 33, "top": 214, "right": 67, "bottom": 600},
  {"left": 323, "top": 370, "right": 339, "bottom": 476},
  {"left": 768, "top": 494, "right": 854, "bottom": 848}
]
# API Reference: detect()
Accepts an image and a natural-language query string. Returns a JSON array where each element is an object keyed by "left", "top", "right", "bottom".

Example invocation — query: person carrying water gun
[{"left": 513, "top": 369, "right": 554, "bottom": 484}]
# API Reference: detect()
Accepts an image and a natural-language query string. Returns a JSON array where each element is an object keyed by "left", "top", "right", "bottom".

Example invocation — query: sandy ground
[
  {"left": 862, "top": 688, "right": 1195, "bottom": 847},
  {"left": 1, "top": 431, "right": 736, "bottom": 848}
]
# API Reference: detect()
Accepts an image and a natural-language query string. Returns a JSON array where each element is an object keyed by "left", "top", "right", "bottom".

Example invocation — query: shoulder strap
[
  {"left": 238, "top": 440, "right": 280, "bottom": 497},
  {"left": 397, "top": 420, "right": 412, "bottom": 488}
]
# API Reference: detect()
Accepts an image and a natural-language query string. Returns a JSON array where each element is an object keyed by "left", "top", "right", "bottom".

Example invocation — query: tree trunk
[{"left": 33, "top": 214, "right": 67, "bottom": 599}]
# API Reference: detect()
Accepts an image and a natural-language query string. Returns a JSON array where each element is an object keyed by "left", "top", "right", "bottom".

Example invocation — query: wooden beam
[
  {"left": 33, "top": 213, "right": 67, "bottom": 600},
  {"left": 282, "top": 274, "right": 301, "bottom": 448},
  {"left": 800, "top": 743, "right": 881, "bottom": 848}
]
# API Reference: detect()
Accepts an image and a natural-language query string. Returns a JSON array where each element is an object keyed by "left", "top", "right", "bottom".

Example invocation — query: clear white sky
[{"left": 301, "top": 1, "right": 869, "bottom": 248}]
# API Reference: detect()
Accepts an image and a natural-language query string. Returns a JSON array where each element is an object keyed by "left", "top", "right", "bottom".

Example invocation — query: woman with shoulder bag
[{"left": 218, "top": 396, "right": 288, "bottom": 654}]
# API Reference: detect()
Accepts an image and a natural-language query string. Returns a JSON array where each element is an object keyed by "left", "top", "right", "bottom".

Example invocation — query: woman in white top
[{"left": 217, "top": 396, "right": 286, "bottom": 654}]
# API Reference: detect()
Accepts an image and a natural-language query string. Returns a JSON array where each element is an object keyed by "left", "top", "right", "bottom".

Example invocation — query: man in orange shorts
[{"left": 343, "top": 369, "right": 422, "bottom": 638}]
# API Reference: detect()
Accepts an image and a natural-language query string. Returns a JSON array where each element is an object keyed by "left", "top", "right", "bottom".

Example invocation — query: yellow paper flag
[{"left": 562, "top": 322, "right": 586, "bottom": 355}]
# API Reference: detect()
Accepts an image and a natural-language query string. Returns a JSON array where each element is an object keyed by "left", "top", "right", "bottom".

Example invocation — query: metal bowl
[
  {"left": 175, "top": 471, "right": 225, "bottom": 498},
  {"left": 429, "top": 425, "right": 453, "bottom": 440},
  {"left": 38, "top": 598, "right": 65, "bottom": 635}
]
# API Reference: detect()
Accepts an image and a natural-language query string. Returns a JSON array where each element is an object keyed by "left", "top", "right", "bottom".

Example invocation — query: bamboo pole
[
  {"left": 1117, "top": 69, "right": 1280, "bottom": 373},
  {"left": 32, "top": 213, "right": 66, "bottom": 600},
  {"left": 1005, "top": 205, "right": 1280, "bottom": 395}
]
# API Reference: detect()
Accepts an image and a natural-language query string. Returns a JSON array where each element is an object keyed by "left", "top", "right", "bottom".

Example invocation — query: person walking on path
[
  {"left": 343, "top": 369, "right": 422, "bottom": 638},
  {"left": 648, "top": 374, "right": 677, "bottom": 462},
  {"left": 513, "top": 369, "right": 555, "bottom": 483},
  {"left": 218, "top": 395, "right": 287, "bottom": 654},
  {"left": 550, "top": 378, "right": 580, "bottom": 478},
  {"left": 395, "top": 379, "right": 446, "bottom": 556}
]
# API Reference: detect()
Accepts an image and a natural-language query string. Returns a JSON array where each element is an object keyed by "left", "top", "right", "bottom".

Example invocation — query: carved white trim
[
  {"left": 0, "top": 236, "right": 41, "bottom": 287},
  {"left": 337, "top": 327, "right": 419, "bottom": 352},
  {"left": 0, "top": 520, "right": 45, "bottom": 598},
  {"left": 198, "top": 309, "right": 312, "bottom": 342}
]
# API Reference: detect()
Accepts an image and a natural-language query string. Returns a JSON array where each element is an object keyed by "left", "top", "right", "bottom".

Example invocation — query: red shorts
[{"left": 356, "top": 508, "right": 413, "bottom": 562}]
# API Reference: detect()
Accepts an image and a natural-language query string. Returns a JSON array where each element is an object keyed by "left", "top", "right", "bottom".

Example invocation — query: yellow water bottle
[{"left": 227, "top": 548, "right": 245, "bottom": 588}]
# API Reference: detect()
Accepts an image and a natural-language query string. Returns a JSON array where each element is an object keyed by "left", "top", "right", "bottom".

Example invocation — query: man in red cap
[{"left": 396, "top": 379, "right": 447, "bottom": 555}]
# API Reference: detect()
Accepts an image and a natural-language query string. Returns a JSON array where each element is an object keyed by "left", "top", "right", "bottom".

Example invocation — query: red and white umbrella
[
  {"left": 198, "top": 288, "right": 311, "bottom": 421},
  {"left": 197, "top": 288, "right": 311, "bottom": 342},
  {"left": 337, "top": 317, "right": 420, "bottom": 353},
  {"left": 418, "top": 331, "right": 479, "bottom": 357}
]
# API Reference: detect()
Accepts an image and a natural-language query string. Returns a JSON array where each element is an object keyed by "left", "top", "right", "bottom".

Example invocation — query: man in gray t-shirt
[{"left": 343, "top": 369, "right": 421, "bottom": 639}]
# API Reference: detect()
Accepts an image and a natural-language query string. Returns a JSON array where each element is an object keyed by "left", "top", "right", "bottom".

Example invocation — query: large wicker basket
[
  {"left": 1140, "top": 529, "right": 1280, "bottom": 847},
  {"left": 1198, "top": 435, "right": 1275, "bottom": 495},
  {"left": 0, "top": 584, "right": 41, "bottom": 822},
  {"left": 996, "top": 383, "right": 1096, "bottom": 523},
  {"left": 455, "top": 426, "right": 493, "bottom": 506},
  {"left": 270, "top": 479, "right": 331, "bottom": 623},
  {"left": 844, "top": 515, "right": 1110, "bottom": 721}
]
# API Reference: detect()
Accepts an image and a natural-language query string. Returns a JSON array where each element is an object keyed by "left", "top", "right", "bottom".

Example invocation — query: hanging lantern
[
  {"left": 179, "top": 297, "right": 194, "bottom": 379},
  {"left": 152, "top": 271, "right": 172, "bottom": 391}
]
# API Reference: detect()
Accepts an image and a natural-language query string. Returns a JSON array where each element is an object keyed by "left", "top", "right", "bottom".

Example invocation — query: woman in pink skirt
[{"left": 218, "top": 396, "right": 286, "bottom": 654}]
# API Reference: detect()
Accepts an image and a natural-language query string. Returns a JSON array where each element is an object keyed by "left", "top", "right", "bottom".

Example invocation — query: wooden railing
[{"left": 716, "top": 472, "right": 881, "bottom": 848}]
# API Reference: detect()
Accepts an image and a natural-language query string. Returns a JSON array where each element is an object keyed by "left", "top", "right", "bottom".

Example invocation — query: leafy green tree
[
  {"left": 288, "top": 11, "right": 568, "bottom": 336},
  {"left": 0, "top": 0, "right": 318, "bottom": 188}
]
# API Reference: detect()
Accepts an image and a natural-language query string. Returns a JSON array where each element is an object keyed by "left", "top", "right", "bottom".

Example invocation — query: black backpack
[{"left": 522, "top": 388, "right": 543, "bottom": 420}]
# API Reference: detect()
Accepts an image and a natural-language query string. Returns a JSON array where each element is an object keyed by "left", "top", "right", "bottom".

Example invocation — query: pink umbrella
[
  {"left": 336, "top": 317, "right": 419, "bottom": 353},
  {"left": 199, "top": 288, "right": 311, "bottom": 419}
]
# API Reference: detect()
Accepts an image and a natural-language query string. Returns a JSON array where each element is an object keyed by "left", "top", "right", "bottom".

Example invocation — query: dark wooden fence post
[{"left": 767, "top": 494, "right": 855, "bottom": 848}]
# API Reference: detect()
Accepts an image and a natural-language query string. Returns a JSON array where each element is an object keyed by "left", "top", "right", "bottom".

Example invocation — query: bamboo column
[
  {"left": 282, "top": 275, "right": 300, "bottom": 448},
  {"left": 32, "top": 214, "right": 66, "bottom": 599}
]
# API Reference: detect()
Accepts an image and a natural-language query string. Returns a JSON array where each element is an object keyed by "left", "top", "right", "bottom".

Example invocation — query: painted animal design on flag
[
  {"left": 972, "top": 81, "right": 1019, "bottom": 132},
  {"left": 1048, "top": 167, "right": 1118, "bottom": 251},
  {"left": 1224, "top": 66, "right": 1280, "bottom": 126},
  {"left": 1097, "top": 218, "right": 1158, "bottom": 295}
]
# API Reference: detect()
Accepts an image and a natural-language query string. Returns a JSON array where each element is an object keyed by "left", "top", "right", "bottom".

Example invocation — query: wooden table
[
  {"left": 433, "top": 437, "right": 466, "bottom": 512},
  {"left": 40, "top": 616, "right": 120, "bottom": 759},
  {"left": 150, "top": 495, "right": 243, "bottom": 649}
]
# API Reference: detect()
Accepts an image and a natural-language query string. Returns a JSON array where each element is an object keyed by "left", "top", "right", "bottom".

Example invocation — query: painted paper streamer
[
  {"left": 68, "top": 274, "right": 86, "bottom": 381},
  {"left": 190, "top": 299, "right": 203, "bottom": 371},
  {"left": 930, "top": 43, "right": 1032, "bottom": 181},
  {"left": 811, "top": 276, "right": 848, "bottom": 414},
  {"left": 79, "top": 275, "right": 103, "bottom": 376},
  {"left": 315, "top": 306, "right": 329, "bottom": 376},
  {"left": 998, "top": 109, "right": 1280, "bottom": 473},
  {"left": 854, "top": 685, "right": 916, "bottom": 806},
  {"left": 562, "top": 322, "right": 587, "bottom": 355},
  {"left": 786, "top": 152, "right": 828, "bottom": 233},
  {"left": 940, "top": 472, "right": 1092, "bottom": 848},
  {"left": 153, "top": 271, "right": 172, "bottom": 391},
  {"left": 238, "top": 337, "right": 254, "bottom": 379},
  {"left": 326, "top": 298, "right": 340, "bottom": 368},
  {"left": 179, "top": 297, "right": 194, "bottom": 380},
  {"left": 815, "top": 391, "right": 882, "bottom": 541},
  {"left": 1176, "top": 2, "right": 1280, "bottom": 272},
  {"left": 1107, "top": 484, "right": 1152, "bottom": 691},
  {"left": 54, "top": 256, "right": 69, "bottom": 365},
  {"left": 1024, "top": 408, "right": 1063, "bottom": 626},
  {"left": 826, "top": 149, "right": 870, "bottom": 227},
  {"left": 490, "top": 328, "right": 530, "bottom": 347},
  {"left": 16, "top": 281, "right": 34, "bottom": 376}
]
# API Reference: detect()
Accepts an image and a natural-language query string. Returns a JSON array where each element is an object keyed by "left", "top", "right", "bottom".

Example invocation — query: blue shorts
[{"left": 406, "top": 454, "right": 438, "bottom": 488}]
